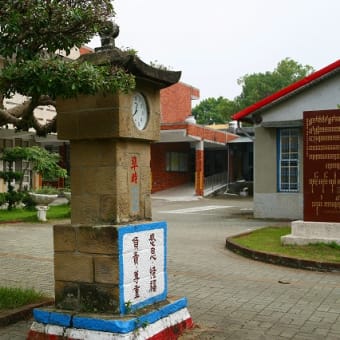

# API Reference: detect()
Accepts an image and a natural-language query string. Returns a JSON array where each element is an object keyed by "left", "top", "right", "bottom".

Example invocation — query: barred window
[{"left": 278, "top": 128, "right": 299, "bottom": 192}]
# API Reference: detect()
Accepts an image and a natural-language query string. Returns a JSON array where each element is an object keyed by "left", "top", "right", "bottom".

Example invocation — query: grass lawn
[
  {"left": 231, "top": 226, "right": 340, "bottom": 263},
  {"left": 0, "top": 204, "right": 70, "bottom": 223},
  {"left": 0, "top": 287, "right": 46, "bottom": 310}
]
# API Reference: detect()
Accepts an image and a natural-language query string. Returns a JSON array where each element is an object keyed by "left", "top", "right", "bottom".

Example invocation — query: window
[
  {"left": 278, "top": 128, "right": 299, "bottom": 192},
  {"left": 166, "top": 152, "right": 188, "bottom": 172}
]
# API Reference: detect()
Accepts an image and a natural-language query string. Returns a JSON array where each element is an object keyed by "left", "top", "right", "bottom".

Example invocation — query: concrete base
[
  {"left": 36, "top": 206, "right": 49, "bottom": 222},
  {"left": 281, "top": 220, "right": 340, "bottom": 245},
  {"left": 27, "top": 297, "right": 193, "bottom": 340}
]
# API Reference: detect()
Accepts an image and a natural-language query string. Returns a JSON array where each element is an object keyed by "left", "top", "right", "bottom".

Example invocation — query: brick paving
[{"left": 1, "top": 198, "right": 340, "bottom": 339}]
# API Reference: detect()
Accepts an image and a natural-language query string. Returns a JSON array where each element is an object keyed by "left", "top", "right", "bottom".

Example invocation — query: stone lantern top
[
  {"left": 97, "top": 21, "right": 120, "bottom": 50},
  {"left": 81, "top": 21, "right": 181, "bottom": 89}
]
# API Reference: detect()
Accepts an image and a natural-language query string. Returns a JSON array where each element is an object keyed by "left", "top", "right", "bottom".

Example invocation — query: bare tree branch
[
  {"left": 32, "top": 115, "right": 57, "bottom": 136},
  {"left": 0, "top": 108, "right": 21, "bottom": 126}
]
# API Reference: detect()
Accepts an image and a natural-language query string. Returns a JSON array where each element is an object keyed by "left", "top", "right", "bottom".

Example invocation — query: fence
[{"left": 204, "top": 172, "right": 228, "bottom": 196}]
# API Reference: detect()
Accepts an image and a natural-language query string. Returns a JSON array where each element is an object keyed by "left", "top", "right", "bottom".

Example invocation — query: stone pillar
[
  {"left": 70, "top": 139, "right": 151, "bottom": 225},
  {"left": 27, "top": 38, "right": 193, "bottom": 340},
  {"left": 195, "top": 140, "right": 204, "bottom": 196},
  {"left": 57, "top": 91, "right": 157, "bottom": 225}
]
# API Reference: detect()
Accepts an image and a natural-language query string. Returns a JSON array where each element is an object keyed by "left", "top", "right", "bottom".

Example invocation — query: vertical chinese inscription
[
  {"left": 121, "top": 223, "right": 167, "bottom": 313},
  {"left": 304, "top": 110, "right": 340, "bottom": 222},
  {"left": 129, "top": 154, "right": 140, "bottom": 215},
  {"left": 132, "top": 236, "right": 140, "bottom": 299},
  {"left": 149, "top": 233, "right": 157, "bottom": 293}
]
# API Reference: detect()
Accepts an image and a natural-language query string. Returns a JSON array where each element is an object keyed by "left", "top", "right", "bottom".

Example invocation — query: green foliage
[
  {"left": 235, "top": 58, "right": 314, "bottom": 109},
  {"left": 192, "top": 97, "right": 238, "bottom": 125},
  {"left": 192, "top": 58, "right": 314, "bottom": 125},
  {"left": 0, "top": 286, "right": 46, "bottom": 310},
  {"left": 1, "top": 57, "right": 135, "bottom": 99},
  {"left": 0, "top": 171, "right": 23, "bottom": 182},
  {"left": 0, "top": 146, "right": 67, "bottom": 210},
  {"left": 46, "top": 204, "right": 70, "bottom": 220},
  {"left": 0, "top": 1, "right": 114, "bottom": 60},
  {"left": 0, "top": 153, "right": 23, "bottom": 210},
  {"left": 2, "top": 146, "right": 67, "bottom": 180},
  {"left": 33, "top": 186, "right": 60, "bottom": 195},
  {"left": 0, "top": 0, "right": 135, "bottom": 134},
  {"left": 0, "top": 193, "right": 6, "bottom": 206},
  {"left": 21, "top": 192, "right": 36, "bottom": 210},
  {"left": 4, "top": 191, "right": 24, "bottom": 211},
  {"left": 0, "top": 204, "right": 70, "bottom": 222}
]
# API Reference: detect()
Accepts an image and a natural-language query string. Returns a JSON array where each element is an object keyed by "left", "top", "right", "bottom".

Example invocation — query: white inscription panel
[{"left": 118, "top": 221, "right": 167, "bottom": 314}]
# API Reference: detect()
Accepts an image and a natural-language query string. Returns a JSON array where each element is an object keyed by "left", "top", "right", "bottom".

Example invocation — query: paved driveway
[{"left": 1, "top": 196, "right": 340, "bottom": 339}]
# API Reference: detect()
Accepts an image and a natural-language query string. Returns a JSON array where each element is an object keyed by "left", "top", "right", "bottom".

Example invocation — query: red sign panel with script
[{"left": 303, "top": 109, "right": 340, "bottom": 222}]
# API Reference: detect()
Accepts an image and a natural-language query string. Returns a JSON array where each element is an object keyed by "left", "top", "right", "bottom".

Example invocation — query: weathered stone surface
[
  {"left": 57, "top": 90, "right": 162, "bottom": 142},
  {"left": 99, "top": 195, "right": 117, "bottom": 222},
  {"left": 55, "top": 281, "right": 79, "bottom": 310},
  {"left": 94, "top": 256, "right": 119, "bottom": 284},
  {"left": 77, "top": 226, "right": 118, "bottom": 255},
  {"left": 79, "top": 283, "right": 119, "bottom": 313},
  {"left": 53, "top": 225, "right": 76, "bottom": 252},
  {"left": 71, "top": 194, "right": 100, "bottom": 225},
  {"left": 54, "top": 253, "right": 93, "bottom": 283}
]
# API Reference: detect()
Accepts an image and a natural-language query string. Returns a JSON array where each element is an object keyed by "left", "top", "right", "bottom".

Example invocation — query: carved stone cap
[{"left": 79, "top": 48, "right": 181, "bottom": 89}]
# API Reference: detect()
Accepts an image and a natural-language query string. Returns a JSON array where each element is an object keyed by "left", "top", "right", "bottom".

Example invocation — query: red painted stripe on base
[
  {"left": 28, "top": 331, "right": 53, "bottom": 340},
  {"left": 27, "top": 318, "right": 194, "bottom": 340},
  {"left": 149, "top": 317, "right": 194, "bottom": 340},
  {"left": 26, "top": 331, "right": 77, "bottom": 340}
]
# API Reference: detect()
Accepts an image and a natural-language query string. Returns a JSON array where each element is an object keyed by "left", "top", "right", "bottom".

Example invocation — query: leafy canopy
[
  {"left": 2, "top": 146, "right": 67, "bottom": 180},
  {"left": 192, "top": 97, "right": 238, "bottom": 125},
  {"left": 0, "top": 1, "right": 135, "bottom": 135},
  {"left": 0, "top": 0, "right": 114, "bottom": 59},
  {"left": 0, "top": 146, "right": 67, "bottom": 209},
  {"left": 235, "top": 58, "right": 314, "bottom": 109},
  {"left": 192, "top": 58, "right": 314, "bottom": 125}
]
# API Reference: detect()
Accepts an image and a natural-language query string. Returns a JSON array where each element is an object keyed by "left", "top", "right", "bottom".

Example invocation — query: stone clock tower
[
  {"left": 28, "top": 24, "right": 193, "bottom": 340},
  {"left": 57, "top": 34, "right": 180, "bottom": 225}
]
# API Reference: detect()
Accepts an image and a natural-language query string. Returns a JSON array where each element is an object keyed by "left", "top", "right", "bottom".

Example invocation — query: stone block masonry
[
  {"left": 54, "top": 221, "right": 168, "bottom": 315},
  {"left": 54, "top": 224, "right": 120, "bottom": 313},
  {"left": 69, "top": 139, "right": 152, "bottom": 225}
]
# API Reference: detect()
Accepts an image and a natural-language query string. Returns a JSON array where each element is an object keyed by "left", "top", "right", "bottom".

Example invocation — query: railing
[{"left": 204, "top": 172, "right": 228, "bottom": 196}]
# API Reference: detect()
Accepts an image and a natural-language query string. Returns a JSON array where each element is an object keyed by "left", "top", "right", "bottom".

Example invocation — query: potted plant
[
  {"left": 29, "top": 186, "right": 59, "bottom": 206},
  {"left": 29, "top": 186, "right": 60, "bottom": 221}
]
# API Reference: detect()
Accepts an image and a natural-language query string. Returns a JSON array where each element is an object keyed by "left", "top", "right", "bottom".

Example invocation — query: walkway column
[{"left": 195, "top": 140, "right": 204, "bottom": 196}]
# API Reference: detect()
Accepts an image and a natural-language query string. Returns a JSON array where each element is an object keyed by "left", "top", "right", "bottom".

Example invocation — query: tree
[
  {"left": 0, "top": 1, "right": 135, "bottom": 136},
  {"left": 235, "top": 58, "right": 314, "bottom": 109},
  {"left": 192, "top": 58, "right": 314, "bottom": 125},
  {"left": 192, "top": 97, "right": 238, "bottom": 125},
  {"left": 0, "top": 146, "right": 67, "bottom": 210}
]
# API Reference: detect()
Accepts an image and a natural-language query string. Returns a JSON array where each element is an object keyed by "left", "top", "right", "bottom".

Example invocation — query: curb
[
  {"left": 225, "top": 232, "right": 340, "bottom": 273},
  {"left": 0, "top": 299, "right": 54, "bottom": 327}
]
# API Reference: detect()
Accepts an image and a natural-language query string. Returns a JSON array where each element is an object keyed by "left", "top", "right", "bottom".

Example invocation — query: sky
[{"left": 90, "top": 0, "right": 340, "bottom": 105}]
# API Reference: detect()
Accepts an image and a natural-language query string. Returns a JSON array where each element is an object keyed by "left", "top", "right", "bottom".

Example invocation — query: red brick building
[{"left": 151, "top": 82, "right": 238, "bottom": 196}]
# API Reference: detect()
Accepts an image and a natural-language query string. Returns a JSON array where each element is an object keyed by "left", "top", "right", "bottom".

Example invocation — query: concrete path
[{"left": 1, "top": 196, "right": 340, "bottom": 339}]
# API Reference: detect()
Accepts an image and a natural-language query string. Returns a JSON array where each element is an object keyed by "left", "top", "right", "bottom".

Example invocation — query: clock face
[{"left": 132, "top": 92, "right": 149, "bottom": 130}]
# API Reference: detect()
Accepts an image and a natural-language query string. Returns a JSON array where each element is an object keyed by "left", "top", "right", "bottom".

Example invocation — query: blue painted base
[{"left": 33, "top": 297, "right": 188, "bottom": 334}]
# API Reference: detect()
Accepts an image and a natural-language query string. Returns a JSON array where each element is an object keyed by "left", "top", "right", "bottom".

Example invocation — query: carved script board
[
  {"left": 304, "top": 109, "right": 340, "bottom": 222},
  {"left": 118, "top": 221, "right": 167, "bottom": 314}
]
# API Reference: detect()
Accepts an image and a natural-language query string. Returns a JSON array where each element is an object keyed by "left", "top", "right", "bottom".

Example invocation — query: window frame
[
  {"left": 277, "top": 128, "right": 300, "bottom": 192},
  {"left": 166, "top": 151, "right": 189, "bottom": 172}
]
